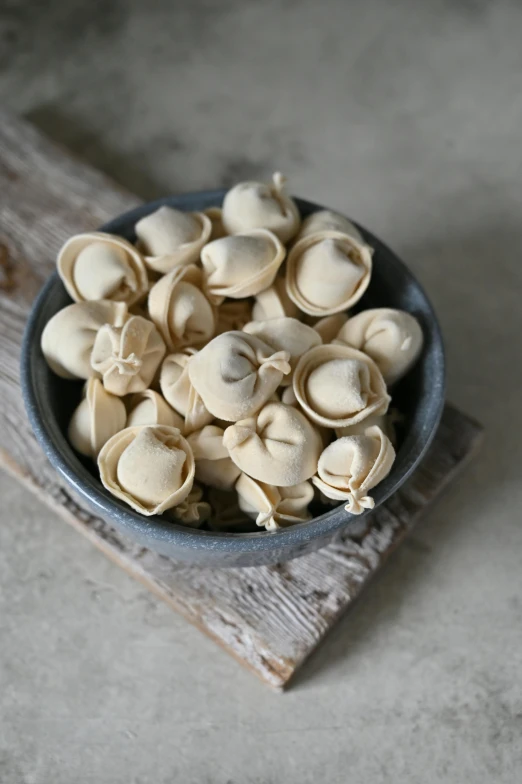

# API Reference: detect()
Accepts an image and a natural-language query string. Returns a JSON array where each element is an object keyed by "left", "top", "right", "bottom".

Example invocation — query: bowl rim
[{"left": 21, "top": 190, "right": 446, "bottom": 556}]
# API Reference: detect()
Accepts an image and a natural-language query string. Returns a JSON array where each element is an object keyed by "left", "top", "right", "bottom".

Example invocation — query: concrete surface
[{"left": 1, "top": 0, "right": 522, "bottom": 781}]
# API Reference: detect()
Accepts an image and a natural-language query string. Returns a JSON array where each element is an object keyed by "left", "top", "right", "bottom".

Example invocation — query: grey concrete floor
[{"left": 1, "top": 0, "right": 522, "bottom": 782}]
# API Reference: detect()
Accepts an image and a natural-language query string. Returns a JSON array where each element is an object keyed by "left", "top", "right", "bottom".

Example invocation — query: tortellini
[
  {"left": 187, "top": 425, "right": 241, "bottom": 490},
  {"left": 293, "top": 344, "right": 390, "bottom": 428},
  {"left": 222, "top": 172, "right": 300, "bottom": 243},
  {"left": 58, "top": 232, "right": 149, "bottom": 305},
  {"left": 91, "top": 314, "right": 166, "bottom": 396},
  {"left": 286, "top": 231, "right": 372, "bottom": 316},
  {"left": 68, "top": 378, "right": 127, "bottom": 459},
  {"left": 236, "top": 474, "right": 314, "bottom": 531},
  {"left": 159, "top": 350, "right": 214, "bottom": 433},
  {"left": 201, "top": 229, "right": 285, "bottom": 301},
  {"left": 242, "top": 317, "right": 322, "bottom": 385},
  {"left": 135, "top": 205, "right": 211, "bottom": 273},
  {"left": 223, "top": 401, "right": 322, "bottom": 486},
  {"left": 188, "top": 331, "right": 291, "bottom": 421},
  {"left": 98, "top": 425, "right": 195, "bottom": 516},
  {"left": 334, "top": 308, "right": 424, "bottom": 385},
  {"left": 148, "top": 264, "right": 216, "bottom": 351},
  {"left": 125, "top": 389, "right": 184, "bottom": 429},
  {"left": 312, "top": 426, "right": 395, "bottom": 514}
]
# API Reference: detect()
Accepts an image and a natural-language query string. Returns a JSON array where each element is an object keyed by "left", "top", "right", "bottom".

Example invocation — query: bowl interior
[{"left": 22, "top": 191, "right": 445, "bottom": 560}]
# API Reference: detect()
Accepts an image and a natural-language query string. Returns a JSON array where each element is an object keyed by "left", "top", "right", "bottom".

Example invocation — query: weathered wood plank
[{"left": 0, "top": 111, "right": 483, "bottom": 689}]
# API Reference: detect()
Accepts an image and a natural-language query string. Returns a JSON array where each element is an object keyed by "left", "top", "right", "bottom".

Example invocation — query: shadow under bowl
[{"left": 21, "top": 192, "right": 445, "bottom": 567}]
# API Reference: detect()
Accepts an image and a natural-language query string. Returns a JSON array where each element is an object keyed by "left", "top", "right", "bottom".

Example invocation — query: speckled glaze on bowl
[{"left": 21, "top": 191, "right": 445, "bottom": 567}]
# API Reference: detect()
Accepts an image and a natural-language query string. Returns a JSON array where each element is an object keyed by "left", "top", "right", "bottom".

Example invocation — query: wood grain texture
[{"left": 0, "top": 111, "right": 483, "bottom": 689}]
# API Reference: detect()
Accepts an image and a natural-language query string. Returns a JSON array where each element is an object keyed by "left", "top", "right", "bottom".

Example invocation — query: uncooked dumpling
[
  {"left": 312, "top": 426, "right": 395, "bottom": 514},
  {"left": 236, "top": 473, "right": 314, "bottom": 531},
  {"left": 57, "top": 232, "right": 148, "bottom": 305},
  {"left": 223, "top": 401, "right": 322, "bottom": 486},
  {"left": 188, "top": 331, "right": 291, "bottom": 421},
  {"left": 159, "top": 350, "right": 213, "bottom": 433},
  {"left": 252, "top": 274, "right": 300, "bottom": 321},
  {"left": 126, "top": 389, "right": 184, "bottom": 429},
  {"left": 222, "top": 172, "right": 300, "bottom": 243},
  {"left": 286, "top": 230, "right": 372, "bottom": 316},
  {"left": 41, "top": 300, "right": 128, "bottom": 379},
  {"left": 293, "top": 344, "right": 390, "bottom": 428},
  {"left": 135, "top": 205, "right": 211, "bottom": 273},
  {"left": 167, "top": 484, "right": 211, "bottom": 527},
  {"left": 242, "top": 317, "right": 322, "bottom": 385},
  {"left": 296, "top": 210, "right": 363, "bottom": 243},
  {"left": 91, "top": 314, "right": 166, "bottom": 396},
  {"left": 148, "top": 264, "right": 215, "bottom": 351},
  {"left": 334, "top": 308, "right": 424, "bottom": 385},
  {"left": 98, "top": 425, "right": 195, "bottom": 516},
  {"left": 201, "top": 229, "right": 285, "bottom": 301},
  {"left": 335, "top": 411, "right": 397, "bottom": 444},
  {"left": 68, "top": 378, "right": 127, "bottom": 459},
  {"left": 187, "top": 425, "right": 241, "bottom": 490}
]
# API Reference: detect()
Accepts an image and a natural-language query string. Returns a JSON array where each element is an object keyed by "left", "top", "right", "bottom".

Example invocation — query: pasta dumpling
[
  {"left": 201, "top": 229, "right": 285, "bottom": 301},
  {"left": 223, "top": 401, "right": 322, "bottom": 486},
  {"left": 68, "top": 378, "right": 127, "bottom": 459},
  {"left": 312, "top": 426, "right": 395, "bottom": 514},
  {"left": 334, "top": 308, "right": 424, "bottom": 385},
  {"left": 252, "top": 274, "right": 300, "bottom": 321},
  {"left": 98, "top": 425, "right": 195, "bottom": 515},
  {"left": 148, "top": 264, "right": 215, "bottom": 351},
  {"left": 58, "top": 232, "right": 148, "bottom": 305},
  {"left": 222, "top": 172, "right": 300, "bottom": 243},
  {"left": 236, "top": 473, "right": 314, "bottom": 531},
  {"left": 296, "top": 209, "right": 363, "bottom": 243},
  {"left": 135, "top": 205, "right": 211, "bottom": 273},
  {"left": 159, "top": 350, "right": 213, "bottom": 433},
  {"left": 91, "top": 314, "right": 166, "bottom": 396},
  {"left": 286, "top": 230, "right": 372, "bottom": 316},
  {"left": 188, "top": 331, "right": 291, "bottom": 421},
  {"left": 293, "top": 344, "right": 390, "bottom": 428},
  {"left": 242, "top": 316, "right": 322, "bottom": 385},
  {"left": 41, "top": 300, "right": 128, "bottom": 380}
]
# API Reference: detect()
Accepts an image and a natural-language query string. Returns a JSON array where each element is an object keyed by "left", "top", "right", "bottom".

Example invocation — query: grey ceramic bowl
[{"left": 21, "top": 191, "right": 445, "bottom": 567}]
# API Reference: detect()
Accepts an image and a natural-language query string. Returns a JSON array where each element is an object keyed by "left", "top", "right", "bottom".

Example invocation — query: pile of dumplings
[{"left": 41, "top": 173, "right": 424, "bottom": 533}]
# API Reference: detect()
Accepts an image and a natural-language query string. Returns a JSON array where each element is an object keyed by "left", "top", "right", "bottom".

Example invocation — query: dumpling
[
  {"left": 148, "top": 264, "right": 215, "bottom": 351},
  {"left": 167, "top": 484, "right": 212, "bottom": 527},
  {"left": 91, "top": 314, "right": 166, "bottom": 396},
  {"left": 135, "top": 205, "right": 211, "bottom": 273},
  {"left": 242, "top": 317, "right": 322, "bottom": 385},
  {"left": 222, "top": 172, "right": 300, "bottom": 243},
  {"left": 159, "top": 350, "right": 213, "bottom": 433},
  {"left": 188, "top": 331, "right": 291, "bottom": 421},
  {"left": 252, "top": 274, "right": 300, "bottom": 321},
  {"left": 334, "top": 308, "right": 424, "bottom": 385},
  {"left": 57, "top": 232, "right": 148, "bottom": 306},
  {"left": 68, "top": 378, "right": 127, "bottom": 459},
  {"left": 223, "top": 401, "right": 322, "bottom": 486},
  {"left": 201, "top": 229, "right": 285, "bottom": 302},
  {"left": 236, "top": 473, "right": 314, "bottom": 531},
  {"left": 203, "top": 207, "right": 227, "bottom": 240},
  {"left": 216, "top": 299, "right": 253, "bottom": 335},
  {"left": 187, "top": 425, "right": 241, "bottom": 490},
  {"left": 98, "top": 425, "right": 195, "bottom": 516},
  {"left": 312, "top": 426, "right": 395, "bottom": 514},
  {"left": 41, "top": 300, "right": 128, "bottom": 379},
  {"left": 293, "top": 344, "right": 390, "bottom": 428},
  {"left": 126, "top": 389, "right": 184, "bottom": 429},
  {"left": 286, "top": 230, "right": 372, "bottom": 316},
  {"left": 296, "top": 210, "right": 363, "bottom": 243},
  {"left": 312, "top": 313, "right": 348, "bottom": 344}
]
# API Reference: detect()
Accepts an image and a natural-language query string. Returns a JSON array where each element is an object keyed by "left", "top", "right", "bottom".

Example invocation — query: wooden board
[{"left": 0, "top": 111, "right": 483, "bottom": 689}]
